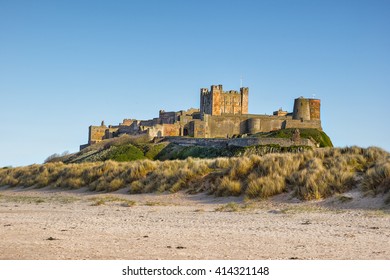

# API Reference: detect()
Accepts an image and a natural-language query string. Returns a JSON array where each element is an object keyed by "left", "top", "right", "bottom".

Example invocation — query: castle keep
[
  {"left": 81, "top": 85, "right": 322, "bottom": 149},
  {"left": 200, "top": 85, "right": 248, "bottom": 115}
]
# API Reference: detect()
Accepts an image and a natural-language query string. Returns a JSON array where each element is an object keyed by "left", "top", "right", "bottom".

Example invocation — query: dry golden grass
[
  {"left": 89, "top": 195, "right": 136, "bottom": 206},
  {"left": 216, "top": 177, "right": 242, "bottom": 196},
  {"left": 0, "top": 194, "right": 80, "bottom": 204},
  {"left": 228, "top": 157, "right": 253, "bottom": 179},
  {"left": 214, "top": 202, "right": 241, "bottom": 212},
  {"left": 214, "top": 202, "right": 254, "bottom": 212},
  {"left": 362, "top": 157, "right": 390, "bottom": 196},
  {"left": 246, "top": 174, "right": 285, "bottom": 198},
  {"left": 1, "top": 146, "right": 389, "bottom": 201}
]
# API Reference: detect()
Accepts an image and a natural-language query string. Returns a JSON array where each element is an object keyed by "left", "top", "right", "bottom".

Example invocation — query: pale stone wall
[
  {"left": 201, "top": 114, "right": 288, "bottom": 138},
  {"left": 164, "top": 137, "right": 316, "bottom": 148},
  {"left": 189, "top": 119, "right": 207, "bottom": 138},
  {"left": 203, "top": 114, "right": 247, "bottom": 137},
  {"left": 159, "top": 110, "right": 177, "bottom": 124},
  {"left": 163, "top": 123, "right": 181, "bottom": 136},
  {"left": 285, "top": 119, "right": 322, "bottom": 130},
  {"left": 145, "top": 123, "right": 181, "bottom": 138},
  {"left": 88, "top": 125, "right": 107, "bottom": 144},
  {"left": 104, "top": 127, "right": 119, "bottom": 139},
  {"left": 119, "top": 119, "right": 135, "bottom": 126}
]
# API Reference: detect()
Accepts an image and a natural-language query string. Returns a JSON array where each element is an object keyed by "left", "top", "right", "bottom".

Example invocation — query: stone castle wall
[
  {"left": 197, "top": 114, "right": 321, "bottom": 138},
  {"left": 88, "top": 125, "right": 107, "bottom": 144},
  {"left": 164, "top": 136, "right": 316, "bottom": 148},
  {"left": 284, "top": 119, "right": 322, "bottom": 130}
]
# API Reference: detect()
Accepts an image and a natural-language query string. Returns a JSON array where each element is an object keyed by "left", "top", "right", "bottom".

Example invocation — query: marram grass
[{"left": 1, "top": 147, "right": 389, "bottom": 201}]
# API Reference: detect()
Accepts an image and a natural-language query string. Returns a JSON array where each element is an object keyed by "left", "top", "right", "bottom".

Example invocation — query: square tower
[{"left": 200, "top": 85, "right": 249, "bottom": 116}]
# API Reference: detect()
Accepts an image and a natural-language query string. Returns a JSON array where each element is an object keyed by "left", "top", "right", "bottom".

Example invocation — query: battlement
[{"left": 211, "top": 84, "right": 223, "bottom": 91}]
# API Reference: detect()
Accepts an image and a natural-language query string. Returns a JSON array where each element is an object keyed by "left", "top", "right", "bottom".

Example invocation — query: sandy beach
[{"left": 0, "top": 186, "right": 389, "bottom": 260}]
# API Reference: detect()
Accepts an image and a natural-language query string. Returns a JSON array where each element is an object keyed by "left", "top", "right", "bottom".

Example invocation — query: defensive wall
[
  {"left": 190, "top": 113, "right": 321, "bottom": 138},
  {"left": 163, "top": 136, "right": 316, "bottom": 148}
]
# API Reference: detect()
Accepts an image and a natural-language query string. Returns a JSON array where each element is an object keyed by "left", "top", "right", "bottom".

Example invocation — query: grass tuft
[
  {"left": 214, "top": 202, "right": 253, "bottom": 212},
  {"left": 215, "top": 202, "right": 241, "bottom": 212}
]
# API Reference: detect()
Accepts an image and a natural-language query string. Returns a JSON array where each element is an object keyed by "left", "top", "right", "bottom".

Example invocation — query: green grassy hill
[
  {"left": 253, "top": 128, "right": 333, "bottom": 148},
  {"left": 47, "top": 129, "right": 333, "bottom": 164}
]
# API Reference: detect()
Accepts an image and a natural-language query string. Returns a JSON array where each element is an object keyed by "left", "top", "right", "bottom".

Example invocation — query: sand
[{"left": 0, "top": 186, "right": 389, "bottom": 260}]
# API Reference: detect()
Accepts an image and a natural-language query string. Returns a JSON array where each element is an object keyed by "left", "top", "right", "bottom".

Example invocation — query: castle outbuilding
[{"left": 81, "top": 85, "right": 322, "bottom": 149}]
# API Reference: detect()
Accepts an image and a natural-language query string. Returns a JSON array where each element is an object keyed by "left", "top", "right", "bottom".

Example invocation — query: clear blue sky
[{"left": 1, "top": 0, "right": 389, "bottom": 167}]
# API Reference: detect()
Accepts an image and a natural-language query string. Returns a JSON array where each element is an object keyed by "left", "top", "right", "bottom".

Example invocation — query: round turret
[
  {"left": 248, "top": 118, "right": 261, "bottom": 134},
  {"left": 308, "top": 99, "right": 321, "bottom": 120},
  {"left": 293, "top": 97, "right": 321, "bottom": 121}
]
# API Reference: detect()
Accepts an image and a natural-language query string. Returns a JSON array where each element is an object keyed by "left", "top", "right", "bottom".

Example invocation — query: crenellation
[
  {"left": 119, "top": 119, "right": 134, "bottom": 126},
  {"left": 273, "top": 108, "right": 288, "bottom": 116}
]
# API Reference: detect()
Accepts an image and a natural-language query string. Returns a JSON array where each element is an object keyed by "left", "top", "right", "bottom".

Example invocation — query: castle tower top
[
  {"left": 200, "top": 84, "right": 249, "bottom": 116},
  {"left": 211, "top": 84, "right": 223, "bottom": 91}
]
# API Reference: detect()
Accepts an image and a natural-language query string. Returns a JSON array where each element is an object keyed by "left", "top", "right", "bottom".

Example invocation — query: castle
[{"left": 80, "top": 85, "right": 322, "bottom": 150}]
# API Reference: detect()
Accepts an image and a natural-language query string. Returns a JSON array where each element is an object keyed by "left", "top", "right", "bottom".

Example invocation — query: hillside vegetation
[
  {"left": 253, "top": 128, "right": 333, "bottom": 148},
  {"left": 47, "top": 129, "right": 332, "bottom": 164},
  {"left": 1, "top": 147, "right": 389, "bottom": 202}
]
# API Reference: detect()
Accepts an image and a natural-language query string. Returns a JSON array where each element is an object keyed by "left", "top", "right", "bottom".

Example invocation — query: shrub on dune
[
  {"left": 215, "top": 177, "right": 242, "bottom": 196},
  {"left": 362, "top": 158, "right": 390, "bottom": 195},
  {"left": 246, "top": 174, "right": 285, "bottom": 198}
]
